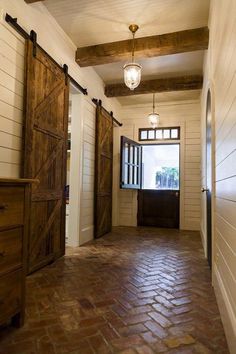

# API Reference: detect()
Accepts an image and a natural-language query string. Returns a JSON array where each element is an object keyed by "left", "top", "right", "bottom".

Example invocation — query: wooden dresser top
[{"left": 0, "top": 178, "right": 39, "bottom": 184}]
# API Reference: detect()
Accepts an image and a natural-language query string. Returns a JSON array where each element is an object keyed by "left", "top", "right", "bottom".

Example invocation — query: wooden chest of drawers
[{"left": 0, "top": 178, "right": 34, "bottom": 327}]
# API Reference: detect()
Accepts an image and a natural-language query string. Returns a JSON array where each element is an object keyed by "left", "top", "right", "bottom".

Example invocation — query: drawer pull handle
[
  {"left": 0, "top": 251, "right": 6, "bottom": 257},
  {"left": 0, "top": 204, "right": 8, "bottom": 211}
]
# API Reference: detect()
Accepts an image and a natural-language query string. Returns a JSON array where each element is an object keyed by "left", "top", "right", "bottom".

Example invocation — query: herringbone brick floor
[{"left": 0, "top": 227, "right": 229, "bottom": 354}]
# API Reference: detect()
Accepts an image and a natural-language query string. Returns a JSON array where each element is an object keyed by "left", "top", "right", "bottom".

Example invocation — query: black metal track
[
  {"left": 5, "top": 13, "right": 88, "bottom": 95},
  {"left": 92, "top": 98, "right": 122, "bottom": 127}
]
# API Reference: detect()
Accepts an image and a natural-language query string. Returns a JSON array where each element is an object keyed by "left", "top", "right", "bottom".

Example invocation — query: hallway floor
[{"left": 0, "top": 227, "right": 229, "bottom": 354}]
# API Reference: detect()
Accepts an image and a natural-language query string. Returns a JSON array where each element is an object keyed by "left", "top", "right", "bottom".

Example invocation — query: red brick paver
[{"left": 0, "top": 227, "right": 229, "bottom": 353}]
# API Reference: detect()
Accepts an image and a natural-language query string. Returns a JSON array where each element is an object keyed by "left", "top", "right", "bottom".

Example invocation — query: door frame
[
  {"left": 201, "top": 83, "right": 216, "bottom": 272},
  {"left": 205, "top": 90, "right": 212, "bottom": 267},
  {"left": 66, "top": 84, "right": 84, "bottom": 247},
  {"left": 134, "top": 123, "right": 185, "bottom": 230},
  {"left": 120, "top": 135, "right": 182, "bottom": 228},
  {"left": 204, "top": 87, "right": 216, "bottom": 270},
  {"left": 138, "top": 142, "right": 181, "bottom": 228},
  {"left": 119, "top": 123, "right": 186, "bottom": 229}
]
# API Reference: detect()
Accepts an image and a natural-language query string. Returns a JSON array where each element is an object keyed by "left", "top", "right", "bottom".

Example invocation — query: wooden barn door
[
  {"left": 94, "top": 105, "right": 113, "bottom": 238},
  {"left": 23, "top": 41, "right": 69, "bottom": 273}
]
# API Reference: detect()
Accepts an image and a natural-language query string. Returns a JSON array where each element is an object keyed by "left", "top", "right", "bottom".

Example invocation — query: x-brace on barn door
[
  {"left": 23, "top": 40, "right": 69, "bottom": 274},
  {"left": 94, "top": 105, "right": 113, "bottom": 238}
]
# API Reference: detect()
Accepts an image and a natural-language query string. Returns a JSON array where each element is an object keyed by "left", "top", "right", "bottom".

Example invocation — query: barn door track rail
[
  {"left": 5, "top": 13, "right": 88, "bottom": 95},
  {"left": 92, "top": 98, "right": 122, "bottom": 127}
]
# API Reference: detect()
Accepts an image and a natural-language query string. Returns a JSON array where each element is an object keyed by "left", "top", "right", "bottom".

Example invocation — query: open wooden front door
[
  {"left": 94, "top": 105, "right": 113, "bottom": 238},
  {"left": 23, "top": 41, "right": 69, "bottom": 274}
]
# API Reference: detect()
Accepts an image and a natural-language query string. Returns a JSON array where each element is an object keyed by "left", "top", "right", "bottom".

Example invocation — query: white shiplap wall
[
  {"left": 184, "top": 119, "right": 201, "bottom": 229},
  {"left": 201, "top": 0, "right": 236, "bottom": 351},
  {"left": 0, "top": 0, "right": 121, "bottom": 245},
  {"left": 80, "top": 99, "right": 96, "bottom": 244},
  {"left": 116, "top": 101, "right": 201, "bottom": 230},
  {"left": 0, "top": 20, "right": 24, "bottom": 177}
]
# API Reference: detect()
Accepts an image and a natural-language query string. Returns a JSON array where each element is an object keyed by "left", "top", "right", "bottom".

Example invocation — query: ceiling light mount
[{"left": 129, "top": 24, "right": 139, "bottom": 35}]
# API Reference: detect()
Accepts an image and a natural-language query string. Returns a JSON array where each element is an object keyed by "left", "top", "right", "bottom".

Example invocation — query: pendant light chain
[
  {"left": 132, "top": 32, "right": 135, "bottom": 63},
  {"left": 153, "top": 93, "right": 155, "bottom": 113}
]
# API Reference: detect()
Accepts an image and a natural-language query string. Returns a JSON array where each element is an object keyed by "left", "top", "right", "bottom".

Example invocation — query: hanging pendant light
[
  {"left": 148, "top": 93, "right": 160, "bottom": 128},
  {"left": 123, "top": 24, "right": 142, "bottom": 90}
]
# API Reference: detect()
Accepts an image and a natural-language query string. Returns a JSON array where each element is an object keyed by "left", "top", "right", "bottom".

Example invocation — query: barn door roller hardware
[
  {"left": 92, "top": 99, "right": 122, "bottom": 127},
  {"left": 63, "top": 64, "right": 69, "bottom": 86},
  {"left": 30, "top": 30, "right": 37, "bottom": 57},
  {"left": 5, "top": 13, "right": 88, "bottom": 95}
]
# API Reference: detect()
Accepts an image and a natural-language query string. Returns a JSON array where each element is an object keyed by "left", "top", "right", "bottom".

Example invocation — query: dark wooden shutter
[
  {"left": 23, "top": 41, "right": 69, "bottom": 274},
  {"left": 120, "top": 136, "right": 142, "bottom": 189},
  {"left": 94, "top": 105, "right": 113, "bottom": 238}
]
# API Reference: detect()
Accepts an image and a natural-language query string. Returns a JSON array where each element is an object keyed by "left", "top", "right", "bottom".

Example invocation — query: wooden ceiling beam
[
  {"left": 105, "top": 75, "right": 203, "bottom": 97},
  {"left": 24, "top": 0, "right": 45, "bottom": 3},
  {"left": 76, "top": 27, "right": 209, "bottom": 67}
]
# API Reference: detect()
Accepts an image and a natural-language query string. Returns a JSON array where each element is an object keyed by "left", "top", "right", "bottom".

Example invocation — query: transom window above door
[{"left": 139, "top": 127, "right": 180, "bottom": 141}]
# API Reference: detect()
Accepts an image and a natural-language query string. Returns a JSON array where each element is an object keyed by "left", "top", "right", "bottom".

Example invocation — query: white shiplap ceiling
[{"left": 43, "top": 0, "right": 209, "bottom": 105}]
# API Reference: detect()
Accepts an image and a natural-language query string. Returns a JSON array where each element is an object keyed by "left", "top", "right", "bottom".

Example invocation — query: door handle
[
  {"left": 0, "top": 204, "right": 8, "bottom": 212},
  {"left": 201, "top": 187, "right": 209, "bottom": 193}
]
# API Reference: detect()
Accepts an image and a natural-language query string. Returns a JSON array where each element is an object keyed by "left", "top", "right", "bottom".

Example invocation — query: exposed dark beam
[
  {"left": 105, "top": 75, "right": 203, "bottom": 97},
  {"left": 76, "top": 27, "right": 209, "bottom": 67},
  {"left": 24, "top": 0, "right": 45, "bottom": 3}
]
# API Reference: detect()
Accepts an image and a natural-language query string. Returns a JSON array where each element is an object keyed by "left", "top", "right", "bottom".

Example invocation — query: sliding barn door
[
  {"left": 94, "top": 106, "right": 113, "bottom": 238},
  {"left": 23, "top": 41, "right": 69, "bottom": 273}
]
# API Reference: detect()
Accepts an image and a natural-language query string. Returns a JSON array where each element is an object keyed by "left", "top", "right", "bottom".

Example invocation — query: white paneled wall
[
  {"left": 80, "top": 99, "right": 96, "bottom": 244},
  {"left": 201, "top": 0, "right": 236, "bottom": 351},
  {"left": 184, "top": 119, "right": 201, "bottom": 229},
  {"left": 0, "top": 0, "right": 121, "bottom": 245},
  {"left": 116, "top": 101, "right": 201, "bottom": 230},
  {"left": 0, "top": 20, "right": 24, "bottom": 177}
]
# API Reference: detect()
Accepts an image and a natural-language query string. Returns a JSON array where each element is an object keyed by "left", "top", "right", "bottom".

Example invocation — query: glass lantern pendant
[
  {"left": 123, "top": 24, "right": 142, "bottom": 90},
  {"left": 148, "top": 93, "right": 160, "bottom": 128}
]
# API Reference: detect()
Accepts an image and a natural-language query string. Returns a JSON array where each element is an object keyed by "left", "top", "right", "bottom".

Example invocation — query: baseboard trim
[
  {"left": 213, "top": 265, "right": 236, "bottom": 354},
  {"left": 181, "top": 222, "right": 200, "bottom": 231},
  {"left": 200, "top": 227, "right": 207, "bottom": 258},
  {"left": 80, "top": 225, "right": 94, "bottom": 245}
]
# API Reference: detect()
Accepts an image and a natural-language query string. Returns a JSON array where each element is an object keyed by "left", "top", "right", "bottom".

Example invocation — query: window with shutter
[{"left": 120, "top": 136, "right": 142, "bottom": 189}]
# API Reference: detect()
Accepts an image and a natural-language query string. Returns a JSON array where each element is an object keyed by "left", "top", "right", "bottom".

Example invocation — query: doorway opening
[
  {"left": 120, "top": 136, "right": 180, "bottom": 229},
  {"left": 66, "top": 84, "right": 82, "bottom": 247},
  {"left": 142, "top": 144, "right": 180, "bottom": 190},
  {"left": 138, "top": 144, "right": 180, "bottom": 228},
  {"left": 205, "top": 90, "right": 212, "bottom": 268}
]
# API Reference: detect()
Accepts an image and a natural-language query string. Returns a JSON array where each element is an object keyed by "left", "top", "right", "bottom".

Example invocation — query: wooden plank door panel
[
  {"left": 96, "top": 196, "right": 112, "bottom": 238},
  {"left": 138, "top": 190, "right": 180, "bottom": 228},
  {"left": 94, "top": 106, "right": 113, "bottom": 238},
  {"left": 23, "top": 41, "right": 69, "bottom": 273}
]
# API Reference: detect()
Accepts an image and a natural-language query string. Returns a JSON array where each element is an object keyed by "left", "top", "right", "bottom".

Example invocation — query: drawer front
[
  {"left": 0, "top": 186, "right": 24, "bottom": 227},
  {"left": 0, "top": 269, "right": 22, "bottom": 323},
  {"left": 0, "top": 228, "right": 23, "bottom": 275}
]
